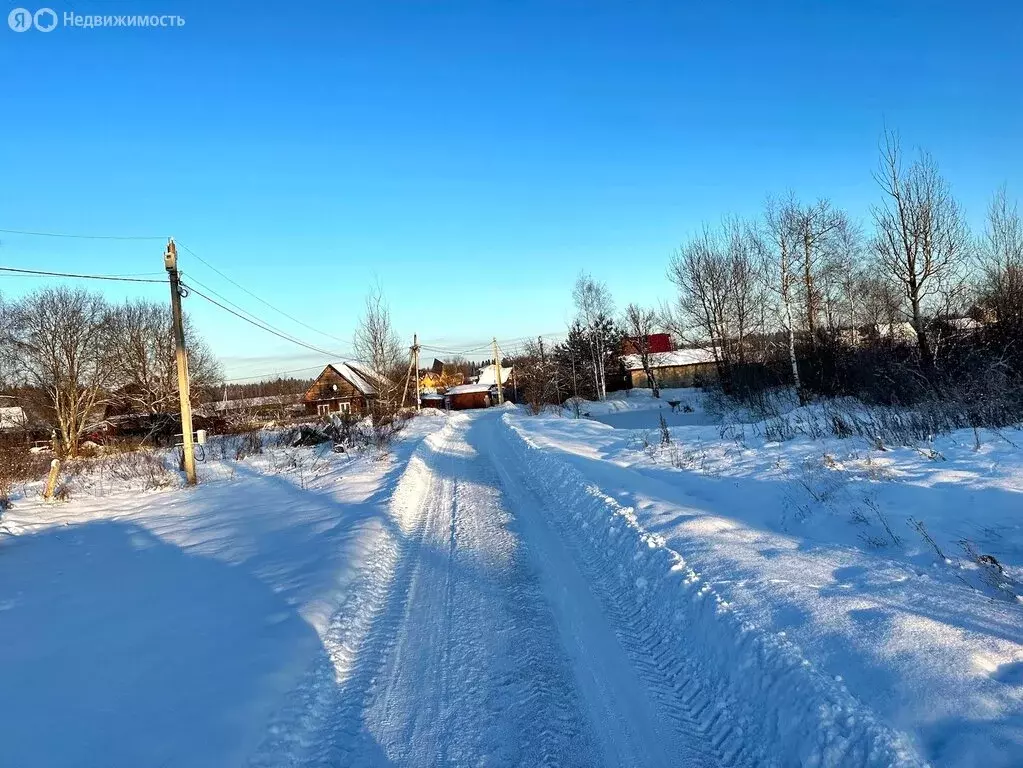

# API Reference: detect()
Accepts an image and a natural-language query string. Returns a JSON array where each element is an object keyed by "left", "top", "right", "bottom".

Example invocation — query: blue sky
[{"left": 2, "top": 0, "right": 1021, "bottom": 379}]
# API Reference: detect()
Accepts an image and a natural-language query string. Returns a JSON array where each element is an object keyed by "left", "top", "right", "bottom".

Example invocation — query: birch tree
[
  {"left": 572, "top": 273, "right": 615, "bottom": 400},
  {"left": 762, "top": 197, "right": 806, "bottom": 402}
]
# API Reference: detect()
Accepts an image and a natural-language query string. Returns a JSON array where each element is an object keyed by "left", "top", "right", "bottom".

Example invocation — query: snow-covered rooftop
[
  {"left": 476, "top": 364, "right": 513, "bottom": 387},
  {"left": 323, "top": 362, "right": 392, "bottom": 397},
  {"left": 210, "top": 395, "right": 300, "bottom": 412},
  {"left": 621, "top": 348, "right": 716, "bottom": 371},
  {"left": 446, "top": 384, "right": 493, "bottom": 395},
  {"left": 0, "top": 406, "right": 27, "bottom": 431}
]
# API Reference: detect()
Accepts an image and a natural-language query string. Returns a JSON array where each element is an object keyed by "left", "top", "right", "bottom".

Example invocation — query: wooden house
[{"left": 304, "top": 363, "right": 391, "bottom": 417}]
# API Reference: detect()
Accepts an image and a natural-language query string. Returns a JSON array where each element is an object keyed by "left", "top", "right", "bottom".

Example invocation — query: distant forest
[{"left": 221, "top": 377, "right": 314, "bottom": 401}]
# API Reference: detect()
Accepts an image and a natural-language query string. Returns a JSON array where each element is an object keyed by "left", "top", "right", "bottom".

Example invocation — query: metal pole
[{"left": 165, "top": 238, "right": 197, "bottom": 486}]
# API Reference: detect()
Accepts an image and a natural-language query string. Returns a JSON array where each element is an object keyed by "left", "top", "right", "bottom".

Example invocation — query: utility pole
[
  {"left": 164, "top": 238, "right": 197, "bottom": 486},
  {"left": 413, "top": 333, "right": 421, "bottom": 412},
  {"left": 492, "top": 337, "right": 504, "bottom": 405},
  {"left": 400, "top": 352, "right": 415, "bottom": 410}
]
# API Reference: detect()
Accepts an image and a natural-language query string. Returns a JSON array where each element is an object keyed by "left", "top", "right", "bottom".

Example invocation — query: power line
[
  {"left": 181, "top": 274, "right": 376, "bottom": 369},
  {"left": 183, "top": 281, "right": 382, "bottom": 371},
  {"left": 182, "top": 281, "right": 347, "bottom": 360},
  {"left": 0, "top": 228, "right": 356, "bottom": 350},
  {"left": 0, "top": 266, "right": 168, "bottom": 284},
  {"left": 182, "top": 272, "right": 354, "bottom": 355},
  {"left": 175, "top": 241, "right": 353, "bottom": 347},
  {"left": 221, "top": 363, "right": 330, "bottom": 383},
  {"left": 420, "top": 342, "right": 493, "bottom": 355},
  {"left": 0, "top": 227, "right": 165, "bottom": 241}
]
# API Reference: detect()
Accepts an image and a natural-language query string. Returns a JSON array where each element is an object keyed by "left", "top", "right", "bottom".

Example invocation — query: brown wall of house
[
  {"left": 304, "top": 396, "right": 368, "bottom": 417},
  {"left": 630, "top": 362, "right": 717, "bottom": 389},
  {"left": 448, "top": 391, "right": 491, "bottom": 410}
]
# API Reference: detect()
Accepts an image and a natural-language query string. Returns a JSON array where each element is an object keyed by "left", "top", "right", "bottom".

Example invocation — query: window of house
[{"left": 317, "top": 403, "right": 330, "bottom": 416}]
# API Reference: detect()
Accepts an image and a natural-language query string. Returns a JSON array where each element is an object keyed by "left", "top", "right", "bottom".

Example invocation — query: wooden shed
[
  {"left": 444, "top": 384, "right": 494, "bottom": 410},
  {"left": 421, "top": 393, "right": 445, "bottom": 410}
]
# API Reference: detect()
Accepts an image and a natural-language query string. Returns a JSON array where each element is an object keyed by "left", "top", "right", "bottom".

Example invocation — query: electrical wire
[
  {"left": 181, "top": 272, "right": 355, "bottom": 357},
  {"left": 221, "top": 364, "right": 331, "bottom": 383},
  {"left": 180, "top": 274, "right": 385, "bottom": 373},
  {"left": 182, "top": 281, "right": 348, "bottom": 360},
  {"left": 0, "top": 227, "right": 357, "bottom": 350},
  {"left": 0, "top": 227, "right": 165, "bottom": 240},
  {"left": 0, "top": 266, "right": 168, "bottom": 283},
  {"left": 175, "top": 241, "right": 353, "bottom": 347}
]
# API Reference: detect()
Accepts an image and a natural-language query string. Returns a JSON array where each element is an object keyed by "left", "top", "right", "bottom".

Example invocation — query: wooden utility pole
[
  {"left": 164, "top": 238, "right": 197, "bottom": 486},
  {"left": 492, "top": 337, "right": 504, "bottom": 405},
  {"left": 400, "top": 352, "right": 415, "bottom": 410},
  {"left": 413, "top": 333, "right": 421, "bottom": 412}
]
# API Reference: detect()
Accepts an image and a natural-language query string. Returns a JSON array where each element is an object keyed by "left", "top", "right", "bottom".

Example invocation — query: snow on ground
[
  {"left": 2, "top": 392, "right": 1019, "bottom": 766},
  {"left": 0, "top": 415, "right": 448, "bottom": 767},
  {"left": 509, "top": 387, "right": 1023, "bottom": 766}
]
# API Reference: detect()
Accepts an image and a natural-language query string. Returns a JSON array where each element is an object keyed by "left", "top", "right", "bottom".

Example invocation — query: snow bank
[{"left": 501, "top": 413, "right": 927, "bottom": 767}]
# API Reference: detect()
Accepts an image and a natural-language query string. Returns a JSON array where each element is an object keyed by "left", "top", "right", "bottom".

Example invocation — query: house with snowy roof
[
  {"left": 303, "top": 362, "right": 393, "bottom": 417},
  {"left": 621, "top": 348, "right": 717, "bottom": 389}
]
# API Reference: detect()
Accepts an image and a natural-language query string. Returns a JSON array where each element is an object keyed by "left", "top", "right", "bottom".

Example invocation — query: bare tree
[
  {"left": 665, "top": 227, "right": 728, "bottom": 381},
  {"left": 979, "top": 185, "right": 1023, "bottom": 333},
  {"left": 7, "top": 287, "right": 120, "bottom": 456},
  {"left": 624, "top": 303, "right": 660, "bottom": 397},
  {"left": 872, "top": 130, "right": 970, "bottom": 372},
  {"left": 572, "top": 273, "right": 615, "bottom": 400},
  {"left": 821, "top": 218, "right": 866, "bottom": 332},
  {"left": 353, "top": 284, "right": 405, "bottom": 409},
  {"left": 112, "top": 299, "right": 221, "bottom": 414},
  {"left": 0, "top": 291, "right": 13, "bottom": 390},
  {"left": 516, "top": 337, "right": 560, "bottom": 413},
  {"left": 722, "top": 216, "right": 767, "bottom": 366},
  {"left": 788, "top": 199, "right": 848, "bottom": 338}
]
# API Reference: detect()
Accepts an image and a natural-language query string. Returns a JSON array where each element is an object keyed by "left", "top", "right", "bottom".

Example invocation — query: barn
[
  {"left": 304, "top": 363, "right": 391, "bottom": 417},
  {"left": 622, "top": 348, "right": 717, "bottom": 389}
]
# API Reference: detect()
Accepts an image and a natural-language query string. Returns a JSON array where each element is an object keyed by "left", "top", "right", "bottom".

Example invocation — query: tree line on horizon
[{"left": 511, "top": 130, "right": 1023, "bottom": 426}]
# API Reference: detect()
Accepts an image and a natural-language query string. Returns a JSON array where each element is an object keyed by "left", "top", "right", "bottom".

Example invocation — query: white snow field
[
  {"left": 1, "top": 397, "right": 1018, "bottom": 766},
  {"left": 512, "top": 388, "right": 1023, "bottom": 767}
]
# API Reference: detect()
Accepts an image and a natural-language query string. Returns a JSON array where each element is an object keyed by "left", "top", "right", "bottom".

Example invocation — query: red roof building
[{"left": 622, "top": 333, "right": 672, "bottom": 355}]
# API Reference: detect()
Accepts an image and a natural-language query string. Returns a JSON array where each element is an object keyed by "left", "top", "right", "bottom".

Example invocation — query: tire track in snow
[
  {"left": 252, "top": 417, "right": 599, "bottom": 766},
  {"left": 248, "top": 428, "right": 442, "bottom": 767},
  {"left": 480, "top": 415, "right": 743, "bottom": 767},
  {"left": 359, "top": 416, "right": 598, "bottom": 766},
  {"left": 497, "top": 413, "right": 927, "bottom": 767}
]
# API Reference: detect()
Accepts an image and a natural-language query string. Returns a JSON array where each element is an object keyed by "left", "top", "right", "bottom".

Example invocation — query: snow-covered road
[
  {"left": 255, "top": 411, "right": 738, "bottom": 767},
  {"left": 1, "top": 408, "right": 929, "bottom": 766}
]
